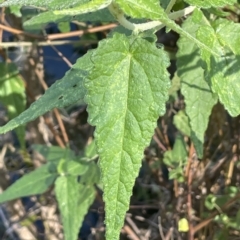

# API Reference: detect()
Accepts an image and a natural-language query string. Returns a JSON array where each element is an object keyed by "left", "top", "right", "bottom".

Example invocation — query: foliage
[{"left": 0, "top": 0, "right": 240, "bottom": 240}]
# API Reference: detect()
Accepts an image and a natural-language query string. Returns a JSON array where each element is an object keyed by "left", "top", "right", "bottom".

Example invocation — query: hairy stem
[
  {"left": 166, "top": 0, "right": 177, "bottom": 14},
  {"left": 108, "top": 3, "right": 195, "bottom": 32}
]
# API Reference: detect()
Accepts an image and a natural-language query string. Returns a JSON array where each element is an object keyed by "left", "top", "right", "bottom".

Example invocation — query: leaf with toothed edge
[
  {"left": 196, "top": 16, "right": 240, "bottom": 117},
  {"left": 177, "top": 10, "right": 218, "bottom": 158},
  {"left": 84, "top": 32, "right": 170, "bottom": 240}
]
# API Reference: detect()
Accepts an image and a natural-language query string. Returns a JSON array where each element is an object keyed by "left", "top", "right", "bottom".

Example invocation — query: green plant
[{"left": 0, "top": 0, "right": 240, "bottom": 239}]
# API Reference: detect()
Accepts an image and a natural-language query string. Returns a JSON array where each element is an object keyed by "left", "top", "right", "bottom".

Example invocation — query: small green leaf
[
  {"left": 57, "top": 158, "right": 89, "bottom": 176},
  {"left": 85, "top": 140, "right": 97, "bottom": 158},
  {"left": 184, "top": 0, "right": 236, "bottom": 8},
  {"left": 55, "top": 176, "right": 95, "bottom": 240},
  {"left": 9, "top": 5, "right": 22, "bottom": 17},
  {"left": 163, "top": 134, "right": 188, "bottom": 182},
  {"left": 85, "top": 33, "right": 170, "bottom": 239},
  {"left": 0, "top": 163, "right": 58, "bottom": 203},
  {"left": 57, "top": 21, "right": 70, "bottom": 33},
  {"left": 173, "top": 110, "right": 191, "bottom": 137},
  {"left": 32, "top": 145, "right": 75, "bottom": 162},
  {"left": 0, "top": 51, "right": 93, "bottom": 134},
  {"left": 0, "top": 63, "right": 26, "bottom": 149},
  {"left": 168, "top": 73, "right": 180, "bottom": 97},
  {"left": 205, "top": 193, "right": 217, "bottom": 210},
  {"left": 80, "top": 162, "right": 101, "bottom": 185},
  {"left": 53, "top": 0, "right": 111, "bottom": 16}
]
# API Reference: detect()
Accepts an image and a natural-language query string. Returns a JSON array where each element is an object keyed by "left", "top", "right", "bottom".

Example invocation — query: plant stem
[
  {"left": 108, "top": 2, "right": 195, "bottom": 33},
  {"left": 166, "top": 0, "right": 177, "bottom": 14}
]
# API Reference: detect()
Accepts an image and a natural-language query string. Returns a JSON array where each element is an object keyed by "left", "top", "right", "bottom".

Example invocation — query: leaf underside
[{"left": 84, "top": 33, "right": 170, "bottom": 239}]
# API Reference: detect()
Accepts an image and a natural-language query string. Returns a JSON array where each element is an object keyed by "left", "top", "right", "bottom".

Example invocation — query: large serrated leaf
[
  {"left": 53, "top": 0, "right": 111, "bottom": 16},
  {"left": 84, "top": 33, "right": 170, "bottom": 240},
  {"left": 0, "top": 163, "right": 57, "bottom": 203},
  {"left": 0, "top": 63, "right": 26, "bottom": 149},
  {"left": 177, "top": 10, "right": 217, "bottom": 158},
  {"left": 196, "top": 19, "right": 240, "bottom": 117},
  {"left": 24, "top": 8, "right": 115, "bottom": 30},
  {"left": 55, "top": 176, "right": 95, "bottom": 240},
  {"left": 1, "top": 0, "right": 82, "bottom": 10},
  {"left": 184, "top": 0, "right": 236, "bottom": 8},
  {"left": 0, "top": 52, "right": 93, "bottom": 134}
]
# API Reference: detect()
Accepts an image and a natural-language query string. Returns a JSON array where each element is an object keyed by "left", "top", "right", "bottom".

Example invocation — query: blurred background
[{"left": 0, "top": 2, "right": 240, "bottom": 240}]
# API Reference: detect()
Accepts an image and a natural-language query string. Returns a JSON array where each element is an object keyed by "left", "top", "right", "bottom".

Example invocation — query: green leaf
[
  {"left": 1, "top": 0, "right": 83, "bottom": 10},
  {"left": 9, "top": 5, "right": 22, "bottom": 17},
  {"left": 53, "top": 0, "right": 111, "bottom": 16},
  {"left": 168, "top": 73, "right": 180, "bottom": 97},
  {"left": 196, "top": 20, "right": 240, "bottom": 117},
  {"left": 0, "top": 163, "right": 58, "bottom": 203},
  {"left": 0, "top": 63, "right": 25, "bottom": 117},
  {"left": 24, "top": 8, "right": 115, "bottom": 30},
  {"left": 172, "top": 134, "right": 188, "bottom": 164},
  {"left": 57, "top": 158, "right": 89, "bottom": 176},
  {"left": 85, "top": 140, "right": 97, "bottom": 158},
  {"left": 163, "top": 134, "right": 188, "bottom": 182},
  {"left": 84, "top": 33, "right": 170, "bottom": 239},
  {"left": 173, "top": 110, "right": 191, "bottom": 137},
  {"left": 115, "top": 0, "right": 163, "bottom": 19},
  {"left": 0, "top": 63, "right": 26, "bottom": 149},
  {"left": 177, "top": 10, "right": 217, "bottom": 157},
  {"left": 184, "top": 0, "right": 236, "bottom": 8},
  {"left": 55, "top": 176, "right": 95, "bottom": 240},
  {"left": 32, "top": 144, "right": 75, "bottom": 162},
  {"left": 0, "top": 51, "right": 93, "bottom": 134},
  {"left": 114, "top": 1, "right": 220, "bottom": 57},
  {"left": 80, "top": 162, "right": 101, "bottom": 185},
  {"left": 57, "top": 21, "right": 70, "bottom": 33}
]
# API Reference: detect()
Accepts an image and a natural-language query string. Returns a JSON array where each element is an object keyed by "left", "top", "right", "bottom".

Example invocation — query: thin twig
[
  {"left": 126, "top": 215, "right": 143, "bottom": 240},
  {"left": 193, "top": 193, "right": 240, "bottom": 234},
  {"left": 153, "top": 134, "right": 167, "bottom": 152},
  {"left": 187, "top": 143, "right": 195, "bottom": 240},
  {"left": 158, "top": 217, "right": 166, "bottom": 239},
  {"left": 0, "top": 8, "right": 5, "bottom": 43},
  {"left": 0, "top": 39, "right": 98, "bottom": 48},
  {"left": 123, "top": 225, "right": 140, "bottom": 240},
  {"left": 166, "top": 0, "right": 177, "bottom": 14},
  {"left": 0, "top": 22, "right": 117, "bottom": 40},
  {"left": 48, "top": 42, "right": 72, "bottom": 68}
]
